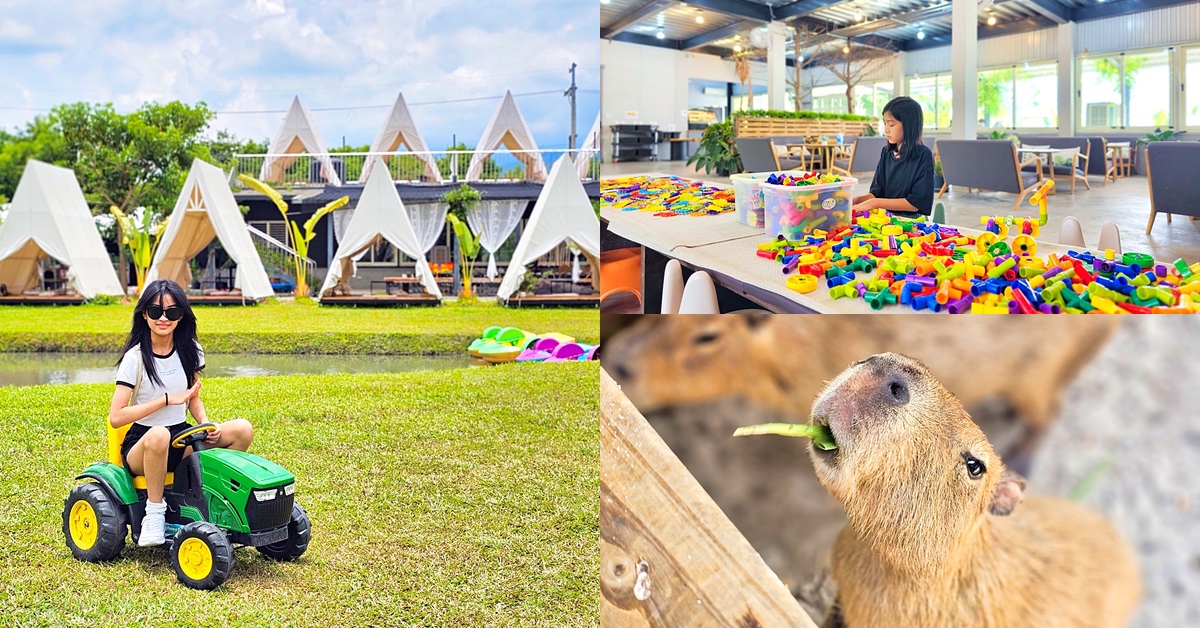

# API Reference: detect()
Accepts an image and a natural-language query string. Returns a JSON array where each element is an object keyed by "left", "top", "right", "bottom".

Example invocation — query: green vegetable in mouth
[{"left": 733, "top": 423, "right": 838, "bottom": 450}]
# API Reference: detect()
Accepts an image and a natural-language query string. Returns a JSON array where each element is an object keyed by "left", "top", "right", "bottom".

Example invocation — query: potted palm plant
[{"left": 1135, "top": 128, "right": 1175, "bottom": 176}]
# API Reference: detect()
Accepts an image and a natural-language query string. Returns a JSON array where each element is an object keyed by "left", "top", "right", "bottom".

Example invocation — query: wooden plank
[
  {"left": 600, "top": 369, "right": 817, "bottom": 628},
  {"left": 734, "top": 116, "right": 875, "bottom": 139}
]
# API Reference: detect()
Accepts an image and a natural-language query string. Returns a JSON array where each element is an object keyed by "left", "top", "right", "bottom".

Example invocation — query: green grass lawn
[
  {"left": 0, "top": 300, "right": 598, "bottom": 354},
  {"left": 0, "top": 363, "right": 599, "bottom": 626}
]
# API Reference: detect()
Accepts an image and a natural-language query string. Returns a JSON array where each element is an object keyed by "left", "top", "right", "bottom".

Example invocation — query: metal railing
[
  {"left": 230, "top": 148, "right": 600, "bottom": 187},
  {"left": 245, "top": 224, "right": 316, "bottom": 278}
]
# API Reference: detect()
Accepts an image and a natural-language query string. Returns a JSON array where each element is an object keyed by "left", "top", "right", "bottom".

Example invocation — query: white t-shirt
[{"left": 115, "top": 343, "right": 205, "bottom": 427}]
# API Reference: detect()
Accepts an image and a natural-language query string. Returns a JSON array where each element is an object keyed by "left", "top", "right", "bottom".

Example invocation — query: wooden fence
[
  {"left": 600, "top": 369, "right": 818, "bottom": 627},
  {"left": 734, "top": 116, "right": 875, "bottom": 139}
]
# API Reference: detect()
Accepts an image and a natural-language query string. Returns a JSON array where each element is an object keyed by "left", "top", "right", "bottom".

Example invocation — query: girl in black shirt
[{"left": 851, "top": 96, "right": 935, "bottom": 216}]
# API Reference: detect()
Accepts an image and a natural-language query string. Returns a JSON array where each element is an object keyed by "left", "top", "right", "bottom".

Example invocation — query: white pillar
[
  {"left": 1057, "top": 22, "right": 1075, "bottom": 137},
  {"left": 767, "top": 21, "right": 788, "bottom": 110},
  {"left": 893, "top": 51, "right": 908, "bottom": 98},
  {"left": 951, "top": 0, "right": 978, "bottom": 139}
]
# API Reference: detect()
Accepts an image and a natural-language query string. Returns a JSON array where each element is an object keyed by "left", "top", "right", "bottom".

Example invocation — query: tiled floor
[{"left": 602, "top": 160, "right": 1200, "bottom": 264}]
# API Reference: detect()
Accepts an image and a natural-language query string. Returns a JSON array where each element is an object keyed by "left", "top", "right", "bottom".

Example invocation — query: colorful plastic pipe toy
[{"left": 979, "top": 179, "right": 1054, "bottom": 239}]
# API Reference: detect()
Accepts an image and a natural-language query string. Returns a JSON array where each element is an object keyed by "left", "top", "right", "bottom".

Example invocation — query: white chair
[
  {"left": 1059, "top": 216, "right": 1086, "bottom": 248},
  {"left": 661, "top": 259, "right": 685, "bottom": 314},
  {"left": 1098, "top": 222, "right": 1122, "bottom": 255},
  {"left": 679, "top": 271, "right": 720, "bottom": 314}
]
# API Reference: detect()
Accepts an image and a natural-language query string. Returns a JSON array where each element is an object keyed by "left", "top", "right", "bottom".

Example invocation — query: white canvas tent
[
  {"left": 259, "top": 96, "right": 343, "bottom": 186},
  {"left": 575, "top": 114, "right": 600, "bottom": 178},
  {"left": 0, "top": 160, "right": 124, "bottom": 299},
  {"left": 497, "top": 156, "right": 599, "bottom": 302},
  {"left": 319, "top": 158, "right": 442, "bottom": 300},
  {"left": 147, "top": 158, "right": 275, "bottom": 301},
  {"left": 466, "top": 90, "right": 547, "bottom": 183},
  {"left": 358, "top": 92, "right": 442, "bottom": 184}
]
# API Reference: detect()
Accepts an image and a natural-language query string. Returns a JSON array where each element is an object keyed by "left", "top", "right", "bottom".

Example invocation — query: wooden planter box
[{"left": 734, "top": 116, "right": 875, "bottom": 138}]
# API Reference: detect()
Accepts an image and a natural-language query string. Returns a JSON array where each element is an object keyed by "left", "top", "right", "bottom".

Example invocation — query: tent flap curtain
[
  {"left": 467, "top": 199, "right": 524, "bottom": 279},
  {"left": 407, "top": 202, "right": 450, "bottom": 256}
]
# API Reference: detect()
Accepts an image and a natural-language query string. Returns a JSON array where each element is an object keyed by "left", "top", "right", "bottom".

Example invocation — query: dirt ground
[{"left": 624, "top": 317, "right": 1198, "bottom": 626}]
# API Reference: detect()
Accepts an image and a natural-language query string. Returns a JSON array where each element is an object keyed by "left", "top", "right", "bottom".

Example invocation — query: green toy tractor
[{"left": 62, "top": 422, "right": 310, "bottom": 590}]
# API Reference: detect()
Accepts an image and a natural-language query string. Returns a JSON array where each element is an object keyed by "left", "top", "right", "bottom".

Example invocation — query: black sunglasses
[{"left": 146, "top": 305, "right": 185, "bottom": 321}]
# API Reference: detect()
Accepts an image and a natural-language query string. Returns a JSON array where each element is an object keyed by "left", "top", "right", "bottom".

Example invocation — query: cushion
[
  {"left": 834, "top": 158, "right": 850, "bottom": 170},
  {"left": 1020, "top": 172, "right": 1042, "bottom": 188}
]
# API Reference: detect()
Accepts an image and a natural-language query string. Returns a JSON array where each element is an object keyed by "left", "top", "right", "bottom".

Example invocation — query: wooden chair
[
  {"left": 734, "top": 138, "right": 801, "bottom": 173},
  {"left": 830, "top": 136, "right": 888, "bottom": 177},
  {"left": 1145, "top": 142, "right": 1200, "bottom": 234}
]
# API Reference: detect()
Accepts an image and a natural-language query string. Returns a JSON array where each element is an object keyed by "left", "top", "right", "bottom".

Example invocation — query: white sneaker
[{"left": 139, "top": 508, "right": 166, "bottom": 547}]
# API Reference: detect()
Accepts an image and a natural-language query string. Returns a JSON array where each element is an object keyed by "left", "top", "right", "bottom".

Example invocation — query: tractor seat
[{"left": 107, "top": 421, "right": 174, "bottom": 489}]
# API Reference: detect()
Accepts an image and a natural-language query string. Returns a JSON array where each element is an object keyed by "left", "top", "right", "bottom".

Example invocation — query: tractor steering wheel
[{"left": 171, "top": 423, "right": 218, "bottom": 449}]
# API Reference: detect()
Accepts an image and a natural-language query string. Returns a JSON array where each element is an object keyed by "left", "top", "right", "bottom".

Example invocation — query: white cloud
[{"left": 0, "top": 1, "right": 598, "bottom": 148}]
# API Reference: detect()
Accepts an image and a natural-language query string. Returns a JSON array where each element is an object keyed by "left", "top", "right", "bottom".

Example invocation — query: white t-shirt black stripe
[{"left": 115, "top": 343, "right": 205, "bottom": 427}]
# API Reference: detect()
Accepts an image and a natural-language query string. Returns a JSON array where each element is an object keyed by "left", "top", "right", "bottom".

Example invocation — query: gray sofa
[
  {"left": 735, "top": 138, "right": 801, "bottom": 173},
  {"left": 935, "top": 139, "right": 1045, "bottom": 211},
  {"left": 1145, "top": 142, "right": 1200, "bottom": 234},
  {"left": 832, "top": 136, "right": 888, "bottom": 177}
]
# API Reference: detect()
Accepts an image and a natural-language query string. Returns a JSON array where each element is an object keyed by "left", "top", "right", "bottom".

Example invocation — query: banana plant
[
  {"left": 446, "top": 214, "right": 482, "bottom": 300},
  {"left": 109, "top": 205, "right": 166, "bottom": 297},
  {"left": 237, "top": 174, "right": 348, "bottom": 297}
]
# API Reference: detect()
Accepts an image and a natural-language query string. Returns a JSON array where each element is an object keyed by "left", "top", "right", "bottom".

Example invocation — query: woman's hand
[
  {"left": 204, "top": 424, "right": 222, "bottom": 444},
  {"left": 852, "top": 197, "right": 878, "bottom": 213},
  {"left": 168, "top": 380, "right": 201, "bottom": 406}
]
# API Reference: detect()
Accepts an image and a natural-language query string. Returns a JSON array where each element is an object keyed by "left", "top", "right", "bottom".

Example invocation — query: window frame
[{"left": 1077, "top": 46, "right": 1177, "bottom": 134}]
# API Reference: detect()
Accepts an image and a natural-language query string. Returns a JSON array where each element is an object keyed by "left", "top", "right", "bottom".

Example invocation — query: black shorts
[{"left": 120, "top": 422, "right": 194, "bottom": 476}]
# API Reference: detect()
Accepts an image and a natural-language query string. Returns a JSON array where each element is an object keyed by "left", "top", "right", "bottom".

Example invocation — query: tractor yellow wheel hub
[
  {"left": 178, "top": 538, "right": 214, "bottom": 580},
  {"left": 68, "top": 501, "right": 98, "bottom": 550}
]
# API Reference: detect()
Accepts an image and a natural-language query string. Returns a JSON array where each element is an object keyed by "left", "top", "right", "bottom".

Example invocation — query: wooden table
[
  {"left": 602, "top": 173, "right": 1099, "bottom": 313},
  {"left": 784, "top": 142, "right": 845, "bottom": 171},
  {"left": 1107, "top": 142, "right": 1131, "bottom": 182},
  {"left": 1017, "top": 147, "right": 1065, "bottom": 193}
]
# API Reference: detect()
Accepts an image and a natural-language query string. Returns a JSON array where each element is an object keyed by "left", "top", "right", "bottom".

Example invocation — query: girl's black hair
[
  {"left": 116, "top": 279, "right": 201, "bottom": 388},
  {"left": 882, "top": 96, "right": 924, "bottom": 160}
]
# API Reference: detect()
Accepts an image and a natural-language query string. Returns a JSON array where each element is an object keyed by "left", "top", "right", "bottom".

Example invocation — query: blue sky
[{"left": 0, "top": 0, "right": 599, "bottom": 151}]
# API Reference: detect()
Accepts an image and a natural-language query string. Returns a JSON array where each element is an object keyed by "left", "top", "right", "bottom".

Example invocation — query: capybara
[{"left": 808, "top": 353, "right": 1139, "bottom": 627}]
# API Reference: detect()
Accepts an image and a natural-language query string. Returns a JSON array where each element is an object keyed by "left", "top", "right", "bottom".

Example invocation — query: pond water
[{"left": 0, "top": 353, "right": 471, "bottom": 387}]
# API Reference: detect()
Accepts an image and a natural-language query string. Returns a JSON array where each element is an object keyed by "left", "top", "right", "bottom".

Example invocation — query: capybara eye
[
  {"left": 889, "top": 381, "right": 908, "bottom": 404},
  {"left": 965, "top": 457, "right": 986, "bottom": 478},
  {"left": 694, "top": 332, "right": 719, "bottom": 345}
]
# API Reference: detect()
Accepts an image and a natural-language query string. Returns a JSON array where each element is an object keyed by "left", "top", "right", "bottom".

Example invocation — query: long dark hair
[
  {"left": 882, "top": 96, "right": 924, "bottom": 160},
  {"left": 116, "top": 279, "right": 200, "bottom": 388}
]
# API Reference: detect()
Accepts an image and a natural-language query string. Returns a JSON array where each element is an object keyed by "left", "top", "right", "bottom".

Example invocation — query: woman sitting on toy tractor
[{"left": 108, "top": 280, "right": 254, "bottom": 547}]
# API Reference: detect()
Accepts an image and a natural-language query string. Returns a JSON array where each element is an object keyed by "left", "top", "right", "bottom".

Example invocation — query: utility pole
[{"left": 566, "top": 62, "right": 578, "bottom": 155}]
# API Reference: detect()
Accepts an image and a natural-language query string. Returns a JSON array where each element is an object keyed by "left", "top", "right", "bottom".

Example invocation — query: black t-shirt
[{"left": 868, "top": 143, "right": 935, "bottom": 215}]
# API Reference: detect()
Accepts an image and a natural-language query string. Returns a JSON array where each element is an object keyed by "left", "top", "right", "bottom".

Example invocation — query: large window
[
  {"left": 1015, "top": 62, "right": 1057, "bottom": 128},
  {"left": 1079, "top": 50, "right": 1172, "bottom": 130},
  {"left": 812, "top": 84, "right": 848, "bottom": 113},
  {"left": 1189, "top": 47, "right": 1200, "bottom": 128},
  {"left": 854, "top": 81, "right": 894, "bottom": 118},
  {"left": 978, "top": 68, "right": 1013, "bottom": 129},
  {"left": 907, "top": 74, "right": 952, "bottom": 129}
]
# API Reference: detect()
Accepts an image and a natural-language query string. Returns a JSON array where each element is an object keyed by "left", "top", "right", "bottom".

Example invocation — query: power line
[{"left": 211, "top": 90, "right": 565, "bottom": 115}]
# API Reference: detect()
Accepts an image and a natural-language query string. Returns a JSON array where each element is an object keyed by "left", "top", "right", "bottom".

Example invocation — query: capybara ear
[
  {"left": 989, "top": 469, "right": 1027, "bottom": 516},
  {"left": 742, "top": 311, "right": 770, "bottom": 331}
]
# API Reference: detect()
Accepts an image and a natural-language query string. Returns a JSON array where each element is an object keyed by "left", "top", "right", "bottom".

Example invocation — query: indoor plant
[
  {"left": 1135, "top": 128, "right": 1175, "bottom": 176},
  {"left": 687, "top": 121, "right": 742, "bottom": 177}
]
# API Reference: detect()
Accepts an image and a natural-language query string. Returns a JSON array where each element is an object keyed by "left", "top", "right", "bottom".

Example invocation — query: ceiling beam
[
  {"left": 1072, "top": 0, "right": 1197, "bottom": 22},
  {"left": 676, "top": 0, "right": 772, "bottom": 21},
  {"left": 600, "top": 0, "right": 672, "bottom": 39},
  {"left": 774, "top": 0, "right": 844, "bottom": 20},
  {"left": 901, "top": 14, "right": 1056, "bottom": 51},
  {"left": 1017, "top": 0, "right": 1069, "bottom": 24},
  {"left": 681, "top": 19, "right": 759, "bottom": 49},
  {"left": 609, "top": 31, "right": 683, "bottom": 49}
]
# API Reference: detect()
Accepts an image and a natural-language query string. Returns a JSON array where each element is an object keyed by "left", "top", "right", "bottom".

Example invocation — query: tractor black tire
[
  {"left": 62, "top": 483, "right": 127, "bottom": 562},
  {"left": 257, "top": 503, "right": 311, "bottom": 562},
  {"left": 170, "top": 521, "right": 234, "bottom": 590}
]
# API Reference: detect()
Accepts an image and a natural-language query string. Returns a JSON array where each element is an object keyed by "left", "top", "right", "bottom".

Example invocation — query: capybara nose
[
  {"left": 862, "top": 355, "right": 911, "bottom": 407},
  {"left": 610, "top": 362, "right": 632, "bottom": 382}
]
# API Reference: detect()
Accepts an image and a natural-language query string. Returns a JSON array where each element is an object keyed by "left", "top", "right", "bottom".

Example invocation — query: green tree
[
  {"left": 977, "top": 70, "right": 1009, "bottom": 128},
  {"left": 435, "top": 143, "right": 498, "bottom": 180},
  {"left": 1095, "top": 57, "right": 1145, "bottom": 126}
]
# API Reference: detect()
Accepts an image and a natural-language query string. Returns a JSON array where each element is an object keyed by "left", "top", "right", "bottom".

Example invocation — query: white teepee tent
[
  {"left": 496, "top": 156, "right": 599, "bottom": 302},
  {"left": 575, "top": 114, "right": 600, "bottom": 178},
  {"left": 0, "top": 160, "right": 124, "bottom": 299},
  {"left": 147, "top": 158, "right": 275, "bottom": 301},
  {"left": 319, "top": 158, "right": 442, "bottom": 300},
  {"left": 359, "top": 92, "right": 442, "bottom": 184},
  {"left": 259, "top": 96, "right": 343, "bottom": 186},
  {"left": 466, "top": 90, "right": 547, "bottom": 182}
]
